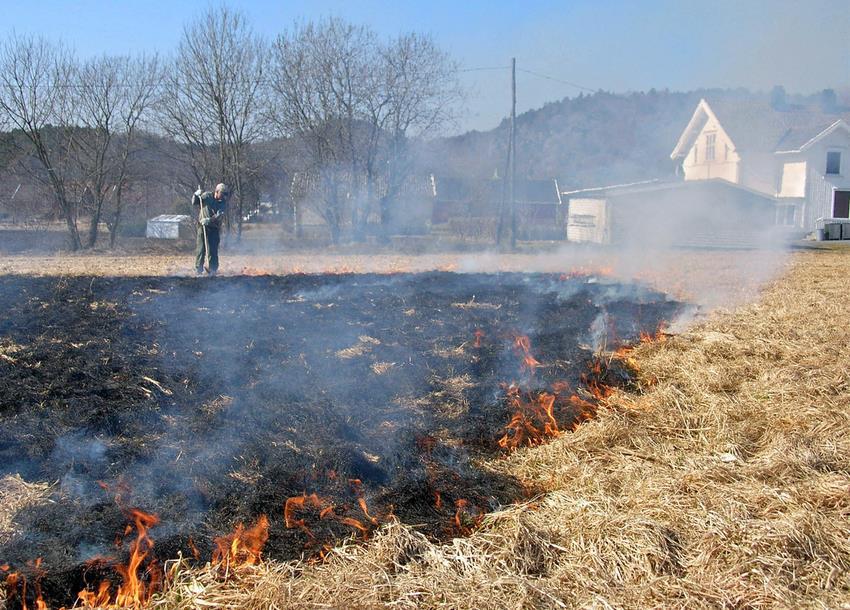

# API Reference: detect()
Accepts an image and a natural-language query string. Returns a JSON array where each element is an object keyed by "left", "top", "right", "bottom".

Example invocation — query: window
[
  {"left": 834, "top": 191, "right": 850, "bottom": 218},
  {"left": 705, "top": 133, "right": 716, "bottom": 161},
  {"left": 826, "top": 151, "right": 841, "bottom": 175}
]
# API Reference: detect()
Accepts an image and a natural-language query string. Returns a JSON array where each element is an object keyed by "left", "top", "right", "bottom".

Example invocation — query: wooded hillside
[{"left": 423, "top": 87, "right": 846, "bottom": 190}]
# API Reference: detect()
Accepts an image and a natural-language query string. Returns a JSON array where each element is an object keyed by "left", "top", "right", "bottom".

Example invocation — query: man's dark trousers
[{"left": 195, "top": 226, "right": 220, "bottom": 273}]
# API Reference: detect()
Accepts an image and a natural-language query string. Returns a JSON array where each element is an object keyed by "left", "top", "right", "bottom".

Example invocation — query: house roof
[
  {"left": 562, "top": 178, "right": 777, "bottom": 202},
  {"left": 430, "top": 175, "right": 559, "bottom": 203},
  {"left": 671, "top": 98, "right": 850, "bottom": 159},
  {"left": 149, "top": 214, "right": 190, "bottom": 223}
]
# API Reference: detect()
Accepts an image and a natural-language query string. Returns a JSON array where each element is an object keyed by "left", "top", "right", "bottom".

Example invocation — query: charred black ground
[{"left": 0, "top": 272, "right": 680, "bottom": 607}]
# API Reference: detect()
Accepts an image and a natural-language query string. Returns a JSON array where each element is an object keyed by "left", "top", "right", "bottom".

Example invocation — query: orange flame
[
  {"left": 187, "top": 537, "right": 200, "bottom": 561},
  {"left": 513, "top": 335, "right": 541, "bottom": 375},
  {"left": 639, "top": 321, "right": 668, "bottom": 344},
  {"left": 338, "top": 517, "right": 369, "bottom": 534},
  {"left": 473, "top": 329, "right": 484, "bottom": 348},
  {"left": 582, "top": 359, "right": 615, "bottom": 400},
  {"left": 357, "top": 498, "right": 379, "bottom": 526},
  {"left": 284, "top": 493, "right": 326, "bottom": 537},
  {"left": 113, "top": 509, "right": 160, "bottom": 607},
  {"left": 497, "top": 385, "right": 562, "bottom": 450},
  {"left": 78, "top": 581, "right": 111, "bottom": 608},
  {"left": 349, "top": 479, "right": 379, "bottom": 526},
  {"left": 497, "top": 350, "right": 621, "bottom": 450},
  {"left": 6, "top": 572, "right": 25, "bottom": 610},
  {"left": 452, "top": 499, "right": 482, "bottom": 535},
  {"left": 6, "top": 572, "right": 22, "bottom": 608},
  {"left": 32, "top": 558, "right": 47, "bottom": 610},
  {"left": 568, "top": 395, "right": 598, "bottom": 429},
  {"left": 211, "top": 515, "right": 270, "bottom": 569},
  {"left": 77, "top": 508, "right": 161, "bottom": 608},
  {"left": 4, "top": 558, "right": 49, "bottom": 610},
  {"left": 284, "top": 488, "right": 378, "bottom": 546}
]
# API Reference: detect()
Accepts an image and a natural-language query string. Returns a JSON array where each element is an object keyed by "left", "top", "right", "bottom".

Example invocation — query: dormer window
[
  {"left": 705, "top": 133, "right": 716, "bottom": 161},
  {"left": 826, "top": 151, "right": 841, "bottom": 175}
]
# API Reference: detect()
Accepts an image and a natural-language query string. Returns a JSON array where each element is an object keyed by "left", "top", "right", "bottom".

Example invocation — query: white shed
[
  {"left": 566, "top": 198, "right": 610, "bottom": 244},
  {"left": 146, "top": 215, "right": 192, "bottom": 239}
]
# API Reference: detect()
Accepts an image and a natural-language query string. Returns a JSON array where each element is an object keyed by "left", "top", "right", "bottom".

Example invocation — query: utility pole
[{"left": 509, "top": 57, "right": 517, "bottom": 249}]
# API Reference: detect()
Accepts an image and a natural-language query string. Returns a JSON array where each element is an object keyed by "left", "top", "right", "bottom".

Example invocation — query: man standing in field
[{"left": 192, "top": 183, "right": 229, "bottom": 276}]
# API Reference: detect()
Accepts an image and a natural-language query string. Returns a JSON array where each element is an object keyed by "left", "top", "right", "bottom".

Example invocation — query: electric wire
[{"left": 516, "top": 68, "right": 596, "bottom": 93}]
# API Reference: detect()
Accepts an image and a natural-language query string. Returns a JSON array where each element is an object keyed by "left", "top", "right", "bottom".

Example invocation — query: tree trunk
[
  {"left": 62, "top": 208, "right": 82, "bottom": 251},
  {"left": 109, "top": 183, "right": 125, "bottom": 249},
  {"left": 87, "top": 198, "right": 105, "bottom": 249}
]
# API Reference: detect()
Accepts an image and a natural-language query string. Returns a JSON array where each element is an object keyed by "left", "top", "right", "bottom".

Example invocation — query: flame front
[
  {"left": 284, "top": 489, "right": 377, "bottom": 547},
  {"left": 583, "top": 359, "right": 615, "bottom": 400},
  {"left": 77, "top": 508, "right": 161, "bottom": 609},
  {"left": 497, "top": 385, "right": 562, "bottom": 450},
  {"left": 212, "top": 514, "right": 270, "bottom": 569},
  {"left": 498, "top": 335, "right": 614, "bottom": 451},
  {"left": 4, "top": 558, "right": 48, "bottom": 610}
]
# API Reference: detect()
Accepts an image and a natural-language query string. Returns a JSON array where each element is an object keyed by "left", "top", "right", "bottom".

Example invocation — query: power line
[
  {"left": 456, "top": 65, "right": 510, "bottom": 73},
  {"left": 516, "top": 67, "right": 596, "bottom": 93}
]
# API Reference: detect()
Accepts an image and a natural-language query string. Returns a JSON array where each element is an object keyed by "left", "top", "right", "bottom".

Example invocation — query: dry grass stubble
[{"left": 154, "top": 250, "right": 850, "bottom": 607}]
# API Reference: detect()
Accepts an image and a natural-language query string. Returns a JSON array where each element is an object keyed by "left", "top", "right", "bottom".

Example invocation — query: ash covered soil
[{"left": 0, "top": 272, "right": 679, "bottom": 605}]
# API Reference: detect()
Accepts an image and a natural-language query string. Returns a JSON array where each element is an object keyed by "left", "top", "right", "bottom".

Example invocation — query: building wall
[
  {"left": 779, "top": 159, "right": 807, "bottom": 198},
  {"left": 738, "top": 152, "right": 778, "bottom": 195},
  {"left": 682, "top": 113, "right": 740, "bottom": 183},
  {"left": 566, "top": 198, "right": 609, "bottom": 243},
  {"left": 800, "top": 129, "right": 850, "bottom": 228},
  {"left": 608, "top": 183, "right": 777, "bottom": 248}
]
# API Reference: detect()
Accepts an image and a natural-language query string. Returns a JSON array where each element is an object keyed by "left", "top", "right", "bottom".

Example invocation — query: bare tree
[
  {"left": 374, "top": 33, "right": 461, "bottom": 235},
  {"left": 268, "top": 19, "right": 461, "bottom": 243},
  {"left": 104, "top": 56, "right": 160, "bottom": 247},
  {"left": 72, "top": 55, "right": 119, "bottom": 248},
  {"left": 157, "top": 60, "right": 220, "bottom": 190},
  {"left": 70, "top": 54, "right": 158, "bottom": 247},
  {"left": 0, "top": 35, "right": 81, "bottom": 249},
  {"left": 159, "top": 6, "right": 268, "bottom": 238},
  {"left": 268, "top": 19, "right": 378, "bottom": 244}
]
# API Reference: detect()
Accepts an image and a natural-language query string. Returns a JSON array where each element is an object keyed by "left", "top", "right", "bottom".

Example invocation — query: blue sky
[{"left": 5, "top": 0, "right": 849, "bottom": 132}]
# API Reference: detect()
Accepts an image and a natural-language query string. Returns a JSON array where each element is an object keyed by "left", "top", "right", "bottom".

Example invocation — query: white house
[{"left": 670, "top": 98, "right": 850, "bottom": 232}]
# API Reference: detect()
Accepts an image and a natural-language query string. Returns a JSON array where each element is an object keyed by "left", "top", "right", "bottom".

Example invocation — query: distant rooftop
[{"left": 673, "top": 97, "right": 850, "bottom": 158}]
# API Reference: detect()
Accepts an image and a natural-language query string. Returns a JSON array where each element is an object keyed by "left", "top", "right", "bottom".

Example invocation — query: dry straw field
[{"left": 2, "top": 247, "right": 849, "bottom": 609}]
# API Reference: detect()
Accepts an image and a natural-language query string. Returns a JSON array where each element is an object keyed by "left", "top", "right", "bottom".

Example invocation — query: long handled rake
[{"left": 198, "top": 185, "right": 211, "bottom": 273}]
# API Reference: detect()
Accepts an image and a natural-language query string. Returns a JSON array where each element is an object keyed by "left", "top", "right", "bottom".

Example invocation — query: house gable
[{"left": 671, "top": 99, "right": 740, "bottom": 183}]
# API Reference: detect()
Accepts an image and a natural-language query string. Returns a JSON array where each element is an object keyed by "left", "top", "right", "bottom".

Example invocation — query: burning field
[{"left": 0, "top": 270, "right": 678, "bottom": 608}]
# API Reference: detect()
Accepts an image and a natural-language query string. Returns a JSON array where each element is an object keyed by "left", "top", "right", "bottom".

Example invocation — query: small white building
[
  {"left": 670, "top": 98, "right": 850, "bottom": 232},
  {"left": 562, "top": 179, "right": 779, "bottom": 248},
  {"left": 146, "top": 214, "right": 193, "bottom": 240}
]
